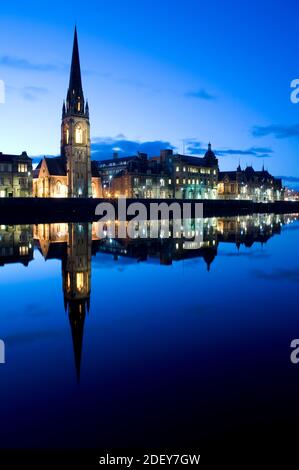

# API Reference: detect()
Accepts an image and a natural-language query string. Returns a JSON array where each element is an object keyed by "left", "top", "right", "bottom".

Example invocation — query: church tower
[{"left": 61, "top": 27, "right": 91, "bottom": 197}]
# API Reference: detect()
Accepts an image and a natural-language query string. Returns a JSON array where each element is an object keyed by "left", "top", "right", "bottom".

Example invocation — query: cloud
[
  {"left": 7, "top": 84, "right": 49, "bottom": 102},
  {"left": 252, "top": 124, "right": 299, "bottom": 139},
  {"left": 91, "top": 136, "right": 175, "bottom": 159},
  {"left": 277, "top": 175, "right": 299, "bottom": 183},
  {"left": 184, "top": 89, "right": 216, "bottom": 100},
  {"left": 0, "top": 55, "right": 59, "bottom": 72},
  {"left": 22, "top": 86, "right": 48, "bottom": 101},
  {"left": 277, "top": 175, "right": 299, "bottom": 191},
  {"left": 184, "top": 139, "right": 273, "bottom": 159},
  {"left": 252, "top": 268, "right": 299, "bottom": 283}
]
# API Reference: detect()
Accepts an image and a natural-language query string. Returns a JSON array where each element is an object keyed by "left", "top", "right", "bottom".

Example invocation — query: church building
[{"left": 33, "top": 28, "right": 102, "bottom": 198}]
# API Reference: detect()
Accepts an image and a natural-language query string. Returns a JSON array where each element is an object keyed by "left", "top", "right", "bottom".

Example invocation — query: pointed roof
[
  {"left": 204, "top": 142, "right": 217, "bottom": 163},
  {"left": 65, "top": 27, "right": 86, "bottom": 116},
  {"left": 34, "top": 156, "right": 66, "bottom": 177},
  {"left": 68, "top": 27, "right": 83, "bottom": 95}
]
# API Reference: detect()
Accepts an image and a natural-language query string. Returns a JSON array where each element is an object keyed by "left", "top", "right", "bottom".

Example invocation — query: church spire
[
  {"left": 65, "top": 27, "right": 85, "bottom": 116},
  {"left": 69, "top": 27, "right": 82, "bottom": 94}
]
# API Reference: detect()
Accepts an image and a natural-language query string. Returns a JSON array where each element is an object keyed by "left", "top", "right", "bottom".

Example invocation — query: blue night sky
[{"left": 0, "top": 0, "right": 299, "bottom": 187}]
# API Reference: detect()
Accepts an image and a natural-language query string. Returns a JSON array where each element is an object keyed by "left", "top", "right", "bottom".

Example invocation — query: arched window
[
  {"left": 56, "top": 181, "right": 62, "bottom": 195},
  {"left": 55, "top": 181, "right": 67, "bottom": 197},
  {"left": 63, "top": 126, "right": 69, "bottom": 145},
  {"left": 76, "top": 272, "right": 84, "bottom": 291},
  {"left": 75, "top": 125, "right": 83, "bottom": 144}
]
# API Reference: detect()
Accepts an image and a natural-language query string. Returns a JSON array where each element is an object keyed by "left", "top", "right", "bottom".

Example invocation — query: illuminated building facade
[
  {"left": 159, "top": 144, "right": 219, "bottom": 199},
  {"left": 33, "top": 28, "right": 102, "bottom": 198},
  {"left": 108, "top": 152, "right": 172, "bottom": 198},
  {"left": 218, "top": 164, "right": 284, "bottom": 202},
  {"left": 0, "top": 152, "right": 32, "bottom": 197},
  {"left": 99, "top": 144, "right": 218, "bottom": 199}
]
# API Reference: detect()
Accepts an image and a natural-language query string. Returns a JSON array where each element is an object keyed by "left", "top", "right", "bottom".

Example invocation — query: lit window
[
  {"left": 18, "top": 164, "right": 27, "bottom": 173},
  {"left": 176, "top": 178, "right": 179, "bottom": 184},
  {"left": 160, "top": 179, "right": 165, "bottom": 186},
  {"left": 176, "top": 166, "right": 180, "bottom": 172},
  {"left": 76, "top": 272, "right": 84, "bottom": 291},
  {"left": 66, "top": 127, "right": 69, "bottom": 144},
  {"left": 168, "top": 179, "right": 172, "bottom": 185},
  {"left": 19, "top": 246, "right": 28, "bottom": 255},
  {"left": 75, "top": 125, "right": 83, "bottom": 144},
  {"left": 183, "top": 167, "right": 186, "bottom": 172}
]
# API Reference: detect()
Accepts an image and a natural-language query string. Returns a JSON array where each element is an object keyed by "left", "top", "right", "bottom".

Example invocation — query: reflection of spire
[
  {"left": 62, "top": 223, "right": 92, "bottom": 382},
  {"left": 67, "top": 299, "right": 88, "bottom": 382},
  {"left": 202, "top": 248, "right": 217, "bottom": 271}
]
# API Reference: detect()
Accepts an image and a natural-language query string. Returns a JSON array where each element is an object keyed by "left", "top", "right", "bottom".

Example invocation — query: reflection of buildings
[
  {"left": 2, "top": 213, "right": 297, "bottom": 379},
  {"left": 94, "top": 213, "right": 290, "bottom": 270},
  {"left": 216, "top": 214, "right": 283, "bottom": 247},
  {"left": 0, "top": 224, "right": 33, "bottom": 266}
]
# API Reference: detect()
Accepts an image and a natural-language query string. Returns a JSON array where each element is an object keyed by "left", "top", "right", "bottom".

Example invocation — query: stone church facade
[{"left": 33, "top": 28, "right": 102, "bottom": 198}]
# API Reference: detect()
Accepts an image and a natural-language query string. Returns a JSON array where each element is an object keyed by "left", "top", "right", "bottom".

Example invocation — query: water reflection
[
  {"left": 0, "top": 224, "right": 33, "bottom": 267},
  {"left": 0, "top": 213, "right": 298, "bottom": 379}
]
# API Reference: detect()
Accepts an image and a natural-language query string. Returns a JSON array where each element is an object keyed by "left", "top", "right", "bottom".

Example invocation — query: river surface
[{"left": 0, "top": 213, "right": 298, "bottom": 448}]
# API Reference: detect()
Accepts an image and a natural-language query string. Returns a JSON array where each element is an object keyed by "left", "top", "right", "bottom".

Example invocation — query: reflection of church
[{"left": 34, "top": 222, "right": 93, "bottom": 380}]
